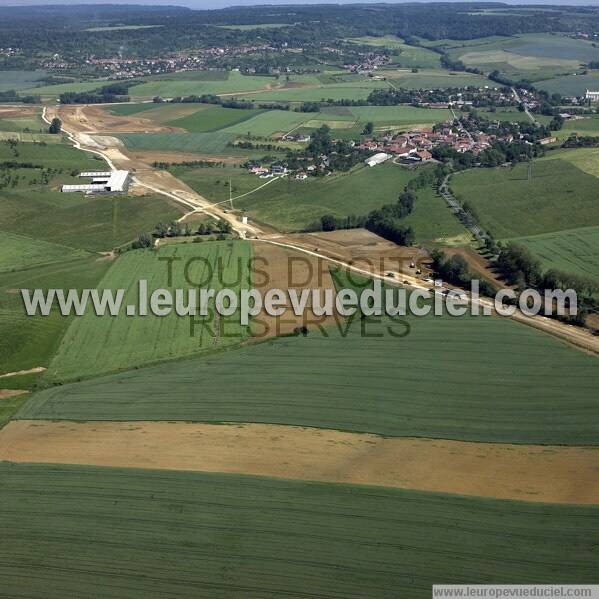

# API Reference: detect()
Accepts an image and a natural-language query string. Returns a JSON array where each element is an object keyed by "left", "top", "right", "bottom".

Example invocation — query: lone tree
[
  {"left": 48, "top": 117, "right": 62, "bottom": 134},
  {"left": 362, "top": 121, "right": 374, "bottom": 135}
]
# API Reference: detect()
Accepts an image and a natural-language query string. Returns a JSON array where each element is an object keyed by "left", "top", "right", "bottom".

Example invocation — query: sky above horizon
[{"left": 3, "top": 0, "right": 599, "bottom": 7}]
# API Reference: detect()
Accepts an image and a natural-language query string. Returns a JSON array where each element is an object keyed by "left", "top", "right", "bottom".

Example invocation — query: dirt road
[
  {"left": 43, "top": 103, "right": 599, "bottom": 354},
  {"left": 42, "top": 105, "right": 261, "bottom": 237}
]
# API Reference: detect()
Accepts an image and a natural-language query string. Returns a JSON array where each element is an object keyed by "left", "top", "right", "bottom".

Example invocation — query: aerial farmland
[{"left": 1, "top": 1, "right": 598, "bottom": 597}]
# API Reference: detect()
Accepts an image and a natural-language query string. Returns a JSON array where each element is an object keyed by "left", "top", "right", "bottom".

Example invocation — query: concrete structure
[
  {"left": 365, "top": 152, "right": 391, "bottom": 167},
  {"left": 539, "top": 136, "right": 557, "bottom": 145},
  {"left": 62, "top": 170, "right": 130, "bottom": 194},
  {"left": 586, "top": 90, "right": 599, "bottom": 102}
]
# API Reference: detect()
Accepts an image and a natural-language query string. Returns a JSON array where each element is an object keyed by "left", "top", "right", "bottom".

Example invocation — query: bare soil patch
[
  {"left": 1, "top": 420, "right": 597, "bottom": 504},
  {"left": 252, "top": 242, "right": 338, "bottom": 337},
  {"left": 444, "top": 246, "right": 511, "bottom": 289},
  {"left": 0, "top": 390, "right": 28, "bottom": 400},
  {"left": 0, "top": 367, "right": 45, "bottom": 379},
  {"left": 49, "top": 105, "right": 183, "bottom": 134},
  {"left": 282, "top": 229, "right": 431, "bottom": 277},
  {"left": 0, "top": 106, "right": 37, "bottom": 119}
]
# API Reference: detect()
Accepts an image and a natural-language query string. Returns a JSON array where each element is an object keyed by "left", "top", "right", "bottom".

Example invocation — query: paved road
[{"left": 511, "top": 87, "right": 537, "bottom": 125}]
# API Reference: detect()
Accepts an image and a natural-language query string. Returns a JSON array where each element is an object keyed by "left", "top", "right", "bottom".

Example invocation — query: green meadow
[
  {"left": 560, "top": 115, "right": 599, "bottom": 138},
  {"left": 168, "top": 106, "right": 265, "bottom": 133},
  {"left": 553, "top": 146, "right": 599, "bottom": 178},
  {"left": 21, "top": 302, "right": 599, "bottom": 445},
  {"left": 0, "top": 187, "right": 182, "bottom": 253},
  {"left": 0, "top": 256, "right": 111, "bottom": 378},
  {"left": 129, "top": 71, "right": 278, "bottom": 98},
  {"left": 243, "top": 80, "right": 390, "bottom": 103},
  {"left": 43, "top": 241, "right": 252, "bottom": 382},
  {"left": 539, "top": 73, "right": 599, "bottom": 96},
  {"left": 441, "top": 33, "right": 599, "bottom": 83},
  {"left": 221, "top": 109, "right": 312, "bottom": 136},
  {"left": 179, "top": 162, "right": 423, "bottom": 231},
  {"left": 2, "top": 463, "right": 597, "bottom": 599},
  {"left": 348, "top": 36, "right": 442, "bottom": 68},
  {"left": 389, "top": 69, "right": 492, "bottom": 89},
  {"left": 450, "top": 158, "right": 599, "bottom": 239},
  {"left": 0, "top": 69, "right": 47, "bottom": 92},
  {"left": 0, "top": 233, "right": 88, "bottom": 273},
  {"left": 510, "top": 225, "right": 599, "bottom": 283},
  {"left": 405, "top": 186, "right": 469, "bottom": 244},
  {"left": 106, "top": 103, "right": 162, "bottom": 117},
  {"left": 117, "top": 131, "right": 238, "bottom": 154},
  {"left": 349, "top": 105, "right": 452, "bottom": 127}
]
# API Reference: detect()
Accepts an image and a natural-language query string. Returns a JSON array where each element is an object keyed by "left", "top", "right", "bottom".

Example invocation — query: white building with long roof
[{"left": 62, "top": 170, "right": 130, "bottom": 194}]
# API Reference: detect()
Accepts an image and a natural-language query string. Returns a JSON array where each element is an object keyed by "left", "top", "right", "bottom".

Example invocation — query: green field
[
  {"left": 221, "top": 109, "right": 312, "bottom": 136},
  {"left": 149, "top": 70, "right": 229, "bottom": 82},
  {"left": 0, "top": 392, "right": 29, "bottom": 429},
  {"left": 561, "top": 115, "right": 599, "bottom": 138},
  {"left": 405, "top": 186, "right": 470, "bottom": 244},
  {"left": 539, "top": 73, "right": 599, "bottom": 96},
  {"left": 22, "top": 300, "right": 599, "bottom": 444},
  {"left": 43, "top": 241, "right": 252, "bottom": 382},
  {"left": 109, "top": 102, "right": 211, "bottom": 123},
  {"left": 179, "top": 163, "right": 423, "bottom": 231},
  {"left": 1, "top": 463, "right": 597, "bottom": 598},
  {"left": 0, "top": 70, "right": 47, "bottom": 92},
  {"left": 129, "top": 71, "right": 278, "bottom": 98},
  {"left": 29, "top": 79, "right": 106, "bottom": 98},
  {"left": 440, "top": 34, "right": 598, "bottom": 84},
  {"left": 510, "top": 225, "right": 599, "bottom": 283},
  {"left": 0, "top": 232, "right": 88, "bottom": 273},
  {"left": 0, "top": 113, "right": 45, "bottom": 133},
  {"left": 349, "top": 105, "right": 452, "bottom": 127},
  {"left": 388, "top": 69, "right": 492, "bottom": 90},
  {"left": 348, "top": 36, "right": 441, "bottom": 68},
  {"left": 0, "top": 141, "right": 181, "bottom": 252},
  {"left": 168, "top": 106, "right": 265, "bottom": 133},
  {"left": 0, "top": 131, "right": 62, "bottom": 143},
  {"left": 451, "top": 158, "right": 599, "bottom": 239},
  {"left": 0, "top": 187, "right": 182, "bottom": 252},
  {"left": 553, "top": 146, "right": 599, "bottom": 178},
  {"left": 0, "top": 256, "right": 111, "bottom": 378},
  {"left": 479, "top": 108, "right": 552, "bottom": 125},
  {"left": 0, "top": 140, "right": 100, "bottom": 169},
  {"left": 106, "top": 103, "right": 161, "bottom": 116},
  {"left": 118, "top": 131, "right": 238, "bottom": 154},
  {"left": 245, "top": 80, "right": 390, "bottom": 103}
]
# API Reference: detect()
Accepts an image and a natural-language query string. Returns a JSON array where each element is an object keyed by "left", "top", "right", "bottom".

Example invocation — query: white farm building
[
  {"left": 62, "top": 170, "right": 130, "bottom": 194},
  {"left": 365, "top": 152, "right": 391, "bottom": 167},
  {"left": 586, "top": 90, "right": 599, "bottom": 102}
]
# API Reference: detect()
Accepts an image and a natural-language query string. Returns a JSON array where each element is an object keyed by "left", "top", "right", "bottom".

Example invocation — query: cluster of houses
[
  {"left": 516, "top": 88, "right": 540, "bottom": 112},
  {"left": 281, "top": 133, "right": 311, "bottom": 142},
  {"left": 248, "top": 164, "right": 291, "bottom": 179},
  {"left": 47, "top": 43, "right": 276, "bottom": 78},
  {"left": 246, "top": 112, "right": 560, "bottom": 177},
  {"left": 0, "top": 47, "right": 20, "bottom": 58},
  {"left": 357, "top": 120, "right": 527, "bottom": 164},
  {"left": 357, "top": 131, "right": 436, "bottom": 163},
  {"left": 344, "top": 52, "right": 390, "bottom": 73}
]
